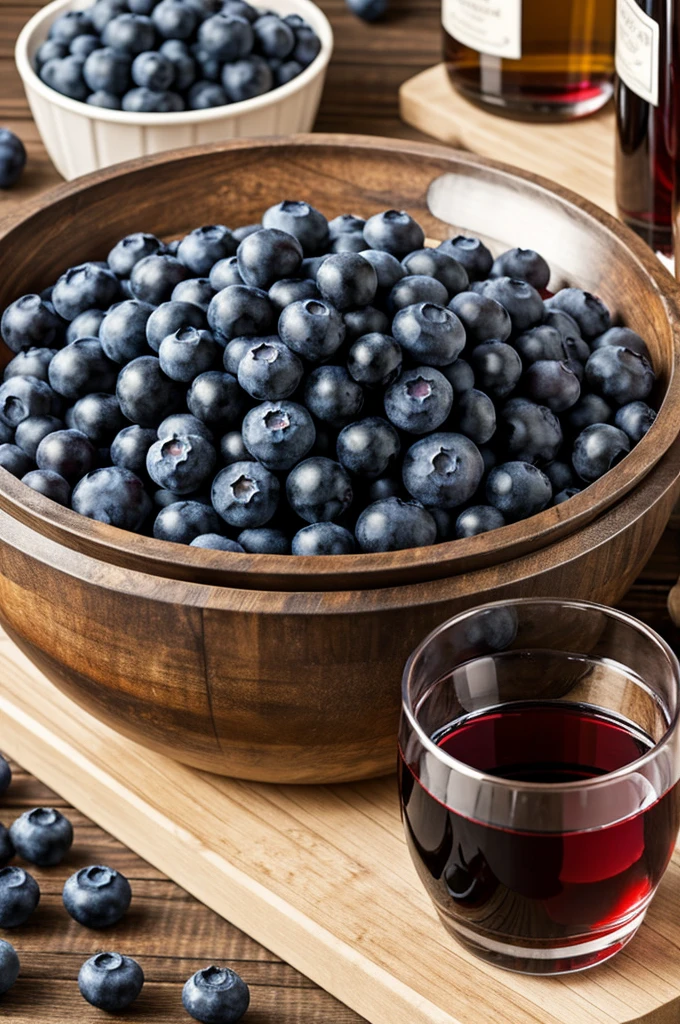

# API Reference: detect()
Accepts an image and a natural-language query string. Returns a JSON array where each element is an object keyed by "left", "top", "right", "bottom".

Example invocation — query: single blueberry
[
  {"left": 566, "top": 393, "right": 613, "bottom": 434},
  {"left": 524, "top": 359, "right": 581, "bottom": 412},
  {"left": 292, "top": 522, "right": 355, "bottom": 555},
  {"left": 486, "top": 461, "right": 552, "bottom": 521},
  {"left": 116, "top": 356, "right": 185, "bottom": 426},
  {"left": 236, "top": 228, "right": 302, "bottom": 290},
  {"left": 172, "top": 278, "right": 216, "bottom": 311},
  {"left": 152, "top": 0, "right": 197, "bottom": 37},
  {"left": 146, "top": 300, "right": 207, "bottom": 352},
  {"left": 49, "top": 339, "right": 117, "bottom": 400},
  {"left": 1, "top": 295, "right": 63, "bottom": 353},
  {"left": 0, "top": 866, "right": 39, "bottom": 928},
  {"left": 0, "top": 130, "right": 26, "bottom": 189},
  {"left": 198, "top": 13, "right": 254, "bottom": 60},
  {"left": 384, "top": 366, "right": 453, "bottom": 434},
  {"left": 554, "top": 487, "right": 582, "bottom": 505},
  {"left": 347, "top": 332, "right": 402, "bottom": 389},
  {"left": 242, "top": 400, "right": 315, "bottom": 470},
  {"left": 35, "top": 39, "right": 69, "bottom": 67},
  {"left": 159, "top": 326, "right": 219, "bottom": 382},
  {"left": 590, "top": 326, "right": 650, "bottom": 360},
  {"left": 498, "top": 397, "right": 563, "bottom": 465},
  {"left": 222, "top": 55, "right": 273, "bottom": 100},
  {"left": 83, "top": 47, "right": 132, "bottom": 94},
  {"left": 615, "top": 401, "right": 656, "bottom": 443},
  {"left": 469, "top": 340, "right": 522, "bottom": 399},
  {"left": 402, "top": 432, "right": 483, "bottom": 509},
  {"left": 111, "top": 425, "right": 157, "bottom": 475},
  {"left": 79, "top": 952, "right": 144, "bottom": 1013},
  {"left": 437, "top": 236, "right": 493, "bottom": 280},
  {"left": 71, "top": 393, "right": 126, "bottom": 444},
  {"left": 187, "top": 371, "right": 244, "bottom": 426},
  {"left": 102, "top": 13, "right": 156, "bottom": 54},
  {"left": 209, "top": 257, "right": 243, "bottom": 291},
  {"left": 543, "top": 460, "right": 576, "bottom": 493},
  {"left": 90, "top": 0, "right": 128, "bottom": 33},
  {"left": 159, "top": 39, "right": 196, "bottom": 90},
  {"left": 72, "top": 467, "right": 152, "bottom": 530},
  {"left": 237, "top": 527, "right": 290, "bottom": 553},
  {"left": 355, "top": 497, "right": 436, "bottom": 552},
  {"left": 182, "top": 965, "right": 250, "bottom": 1024},
  {"left": 336, "top": 417, "right": 399, "bottom": 478},
  {"left": 268, "top": 277, "right": 319, "bottom": 311},
  {"left": 100, "top": 299, "right": 155, "bottom": 363},
  {"left": 131, "top": 50, "right": 176, "bottom": 90},
  {"left": 514, "top": 325, "right": 566, "bottom": 365},
  {"left": 223, "top": 336, "right": 258, "bottom": 374},
  {"left": 63, "top": 865, "right": 132, "bottom": 929},
  {"left": 362, "top": 209, "right": 424, "bottom": 259},
  {"left": 36, "top": 429, "right": 96, "bottom": 483},
  {"left": 572, "top": 423, "right": 631, "bottom": 483},
  {"left": 178, "top": 226, "right": 237, "bottom": 276},
  {"left": 130, "top": 254, "right": 189, "bottom": 306},
  {"left": 387, "top": 275, "right": 449, "bottom": 315},
  {"left": 146, "top": 433, "right": 216, "bottom": 493},
  {"left": 545, "top": 289, "right": 611, "bottom": 340},
  {"left": 40, "top": 55, "right": 89, "bottom": 100},
  {"left": 585, "top": 346, "right": 655, "bottom": 405},
  {"left": 328, "top": 214, "right": 365, "bottom": 239},
  {"left": 343, "top": 306, "right": 390, "bottom": 344},
  {"left": 154, "top": 500, "right": 221, "bottom": 543},
  {"left": 212, "top": 460, "right": 280, "bottom": 527},
  {"left": 0, "top": 444, "right": 33, "bottom": 478},
  {"left": 238, "top": 339, "right": 303, "bottom": 401},
  {"left": 10, "top": 807, "right": 73, "bottom": 866},
  {"left": 108, "top": 233, "right": 165, "bottom": 278},
  {"left": 159, "top": 414, "right": 213, "bottom": 443},
  {"left": 304, "top": 365, "right": 364, "bottom": 427},
  {"left": 52, "top": 263, "right": 119, "bottom": 322},
  {"left": 491, "top": 248, "right": 550, "bottom": 290},
  {"left": 316, "top": 253, "right": 378, "bottom": 312},
  {"left": 262, "top": 200, "right": 328, "bottom": 255},
  {"left": 292, "top": 24, "right": 321, "bottom": 66},
  {"left": 207, "top": 285, "right": 275, "bottom": 344},
  {"left": 451, "top": 388, "right": 496, "bottom": 445},
  {"left": 358, "top": 249, "right": 405, "bottom": 293},
  {"left": 278, "top": 298, "right": 345, "bottom": 361},
  {"left": 253, "top": 14, "right": 295, "bottom": 57},
  {"left": 402, "top": 249, "right": 469, "bottom": 297},
  {"left": 191, "top": 534, "right": 244, "bottom": 551},
  {"left": 65, "top": 310, "right": 106, "bottom": 344},
  {"left": 473, "top": 277, "right": 544, "bottom": 332},
  {"left": 392, "top": 303, "right": 465, "bottom": 366},
  {"left": 0, "top": 375, "right": 54, "bottom": 427},
  {"left": 446, "top": 291, "right": 511, "bottom": 347},
  {"left": 455, "top": 505, "right": 506, "bottom": 538},
  {"left": 49, "top": 10, "right": 93, "bottom": 43},
  {"left": 22, "top": 468, "right": 71, "bottom": 505},
  {"left": 286, "top": 456, "right": 353, "bottom": 523}
]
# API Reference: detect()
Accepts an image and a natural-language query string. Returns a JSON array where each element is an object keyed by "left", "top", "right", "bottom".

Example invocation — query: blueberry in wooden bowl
[{"left": 0, "top": 135, "right": 678, "bottom": 784}]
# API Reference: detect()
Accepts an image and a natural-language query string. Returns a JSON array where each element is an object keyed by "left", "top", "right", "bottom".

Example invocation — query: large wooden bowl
[{"left": 0, "top": 135, "right": 679, "bottom": 783}]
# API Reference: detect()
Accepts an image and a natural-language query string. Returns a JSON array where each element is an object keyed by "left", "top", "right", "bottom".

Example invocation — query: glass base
[
  {"left": 450, "top": 80, "right": 614, "bottom": 123},
  {"left": 437, "top": 906, "right": 646, "bottom": 975}
]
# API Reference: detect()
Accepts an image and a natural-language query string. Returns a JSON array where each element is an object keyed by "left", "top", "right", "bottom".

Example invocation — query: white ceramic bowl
[{"left": 15, "top": 0, "right": 333, "bottom": 179}]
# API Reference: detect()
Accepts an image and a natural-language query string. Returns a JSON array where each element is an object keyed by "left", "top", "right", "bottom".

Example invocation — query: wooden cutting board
[{"left": 2, "top": 626, "right": 680, "bottom": 1024}]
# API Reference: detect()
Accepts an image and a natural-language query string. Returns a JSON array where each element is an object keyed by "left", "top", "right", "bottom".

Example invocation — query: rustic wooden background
[{"left": 0, "top": 0, "right": 679, "bottom": 1019}]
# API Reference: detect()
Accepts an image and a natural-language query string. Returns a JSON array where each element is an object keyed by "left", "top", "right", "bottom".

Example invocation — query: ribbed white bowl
[{"left": 16, "top": 0, "right": 333, "bottom": 179}]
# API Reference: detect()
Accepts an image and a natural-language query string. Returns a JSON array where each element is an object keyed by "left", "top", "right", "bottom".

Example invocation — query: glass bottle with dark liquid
[
  {"left": 616, "top": 0, "right": 675, "bottom": 257},
  {"left": 443, "top": 0, "right": 616, "bottom": 121}
]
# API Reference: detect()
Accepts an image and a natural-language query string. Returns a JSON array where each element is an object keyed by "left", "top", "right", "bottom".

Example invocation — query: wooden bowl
[{"left": 0, "top": 135, "right": 679, "bottom": 783}]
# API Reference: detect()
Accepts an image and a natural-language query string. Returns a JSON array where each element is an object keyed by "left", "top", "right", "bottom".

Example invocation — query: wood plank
[{"left": 2, "top": 625, "right": 680, "bottom": 1024}]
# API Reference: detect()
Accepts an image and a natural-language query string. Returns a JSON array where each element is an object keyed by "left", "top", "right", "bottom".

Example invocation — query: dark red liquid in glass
[{"left": 399, "top": 702, "right": 680, "bottom": 949}]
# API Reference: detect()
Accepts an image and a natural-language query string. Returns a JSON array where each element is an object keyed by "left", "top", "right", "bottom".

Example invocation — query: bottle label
[
  {"left": 616, "top": 0, "right": 659, "bottom": 107},
  {"left": 442, "top": 0, "right": 522, "bottom": 61}
]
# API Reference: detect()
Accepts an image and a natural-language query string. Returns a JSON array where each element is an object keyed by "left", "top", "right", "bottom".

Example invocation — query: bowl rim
[
  {"left": 15, "top": 0, "right": 333, "bottom": 127},
  {"left": 1, "top": 133, "right": 679, "bottom": 591}
]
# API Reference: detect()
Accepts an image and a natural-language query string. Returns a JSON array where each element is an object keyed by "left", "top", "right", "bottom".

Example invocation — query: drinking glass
[{"left": 398, "top": 599, "right": 680, "bottom": 975}]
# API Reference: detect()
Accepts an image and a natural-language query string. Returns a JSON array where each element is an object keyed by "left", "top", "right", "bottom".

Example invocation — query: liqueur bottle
[{"left": 443, "top": 0, "right": 616, "bottom": 121}]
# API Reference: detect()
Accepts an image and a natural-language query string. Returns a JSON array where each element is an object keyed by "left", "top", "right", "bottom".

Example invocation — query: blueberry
[
  {"left": 146, "top": 433, "right": 216, "bottom": 493},
  {"left": 152, "top": 0, "right": 197, "bottom": 37},
  {"left": 268, "top": 277, "right": 319, "bottom": 311},
  {"left": 392, "top": 303, "right": 465, "bottom": 366},
  {"left": 146, "top": 300, "right": 207, "bottom": 352},
  {"left": 355, "top": 496, "right": 436, "bottom": 552},
  {"left": 544, "top": 288, "right": 611, "bottom": 339},
  {"left": 336, "top": 417, "right": 399, "bottom": 477},
  {"left": 387, "top": 275, "right": 449, "bottom": 315},
  {"left": 100, "top": 299, "right": 154, "bottom": 363},
  {"left": 0, "top": 130, "right": 26, "bottom": 189},
  {"left": 554, "top": 487, "right": 581, "bottom": 505},
  {"left": 35, "top": 40, "right": 69, "bottom": 67},
  {"left": 286, "top": 457, "right": 352, "bottom": 523},
  {"left": 467, "top": 340, "right": 521, "bottom": 399},
  {"left": 491, "top": 248, "right": 550, "bottom": 290},
  {"left": 358, "top": 250, "right": 405, "bottom": 294},
  {"left": 79, "top": 952, "right": 144, "bottom": 1013},
  {"left": 451, "top": 388, "right": 496, "bottom": 445},
  {"left": 384, "top": 366, "right": 453, "bottom": 434},
  {"left": 108, "top": 234, "right": 165, "bottom": 278},
  {"left": 0, "top": 444, "right": 33, "bottom": 478},
  {"left": 0, "top": 867, "right": 39, "bottom": 928},
  {"left": 83, "top": 48, "right": 132, "bottom": 94},
  {"left": 49, "top": 339, "right": 117, "bottom": 400},
  {"left": 237, "top": 527, "right": 289, "bottom": 553},
  {"left": 222, "top": 56, "right": 273, "bottom": 100},
  {"left": 0, "top": 375, "right": 54, "bottom": 427},
  {"left": 1, "top": 295, "right": 63, "bottom": 353},
  {"left": 262, "top": 200, "right": 328, "bottom": 255},
  {"left": 0, "top": 756, "right": 11, "bottom": 795},
  {"left": 242, "top": 400, "right": 315, "bottom": 470},
  {"left": 71, "top": 393, "right": 125, "bottom": 444},
  {"left": 316, "top": 253, "right": 378, "bottom": 312},
  {"left": 182, "top": 965, "right": 250, "bottom": 1024},
  {"left": 116, "top": 356, "right": 184, "bottom": 427},
  {"left": 10, "top": 807, "right": 73, "bottom": 866},
  {"left": 22, "top": 468, "right": 71, "bottom": 505},
  {"left": 543, "top": 460, "right": 576, "bottom": 493},
  {"left": 445, "top": 292, "right": 509, "bottom": 348},
  {"left": 401, "top": 249, "right": 469, "bottom": 296},
  {"left": 172, "top": 279, "right": 215, "bottom": 311},
  {"left": 159, "top": 39, "right": 196, "bottom": 90},
  {"left": 347, "top": 332, "right": 402, "bottom": 388},
  {"left": 191, "top": 534, "right": 244, "bottom": 551},
  {"left": 90, "top": 0, "right": 128, "bottom": 33},
  {"left": 437, "top": 236, "right": 493, "bottom": 280},
  {"left": 72, "top": 467, "right": 152, "bottom": 529},
  {"left": 301, "top": 253, "right": 331, "bottom": 280},
  {"left": 524, "top": 359, "right": 581, "bottom": 412},
  {"left": 128, "top": 0, "right": 157, "bottom": 12},
  {"left": 292, "top": 522, "right": 355, "bottom": 555},
  {"left": 486, "top": 461, "right": 552, "bottom": 520},
  {"left": 343, "top": 306, "right": 390, "bottom": 343},
  {"left": 210, "top": 257, "right": 244, "bottom": 291},
  {"left": 585, "top": 346, "right": 655, "bottom": 405},
  {"left": 178, "top": 226, "right": 237, "bottom": 276},
  {"left": 159, "top": 413, "right": 213, "bottom": 442},
  {"left": 566, "top": 393, "right": 613, "bottom": 433},
  {"left": 272, "top": 58, "right": 302, "bottom": 85},
  {"left": 591, "top": 326, "right": 650, "bottom": 360},
  {"left": 66, "top": 309, "right": 106, "bottom": 344},
  {"left": 253, "top": 14, "right": 295, "bottom": 57},
  {"left": 219, "top": 430, "right": 252, "bottom": 465},
  {"left": 329, "top": 214, "right": 366, "bottom": 239},
  {"left": 345, "top": 0, "right": 388, "bottom": 21},
  {"left": 49, "top": 10, "right": 93, "bottom": 43},
  {"left": 198, "top": 13, "right": 254, "bottom": 60},
  {"left": 212, "top": 460, "right": 280, "bottom": 527},
  {"left": 208, "top": 285, "right": 275, "bottom": 344},
  {"left": 237, "top": 339, "right": 303, "bottom": 401},
  {"left": 474, "top": 277, "right": 543, "bottom": 332},
  {"left": 615, "top": 401, "right": 656, "bottom": 442},
  {"left": 232, "top": 223, "right": 261, "bottom": 242},
  {"left": 455, "top": 505, "right": 506, "bottom": 538},
  {"left": 102, "top": 13, "right": 156, "bottom": 54},
  {"left": 40, "top": 55, "right": 89, "bottom": 99},
  {"left": 236, "top": 229, "right": 302, "bottom": 290},
  {"left": 121, "top": 87, "right": 182, "bottom": 113},
  {"left": 499, "top": 397, "right": 563, "bottom": 465},
  {"left": 441, "top": 357, "right": 474, "bottom": 394},
  {"left": 513, "top": 325, "right": 565, "bottom": 365},
  {"left": 542, "top": 308, "right": 584, "bottom": 347},
  {"left": 154, "top": 499, "right": 221, "bottom": 542},
  {"left": 361, "top": 210, "right": 424, "bottom": 259},
  {"left": 131, "top": 50, "right": 176, "bottom": 90},
  {"left": 130, "top": 254, "right": 188, "bottom": 306},
  {"left": 36, "top": 429, "right": 96, "bottom": 483},
  {"left": 402, "top": 432, "right": 483, "bottom": 509},
  {"left": 304, "top": 365, "right": 364, "bottom": 427},
  {"left": 187, "top": 371, "right": 244, "bottom": 425},
  {"left": 278, "top": 299, "right": 345, "bottom": 361},
  {"left": 224, "top": 0, "right": 259, "bottom": 18},
  {"left": 292, "top": 24, "right": 321, "bottom": 66},
  {"left": 111, "top": 425, "right": 157, "bottom": 475},
  {"left": 0, "top": 421, "right": 14, "bottom": 445},
  {"left": 159, "top": 327, "right": 219, "bottom": 382},
  {"left": 0, "top": 940, "right": 18, "bottom": 995},
  {"left": 63, "top": 865, "right": 132, "bottom": 929},
  {"left": 52, "top": 264, "right": 119, "bottom": 322},
  {"left": 572, "top": 423, "right": 631, "bottom": 483},
  {"left": 223, "top": 336, "right": 258, "bottom": 374}
]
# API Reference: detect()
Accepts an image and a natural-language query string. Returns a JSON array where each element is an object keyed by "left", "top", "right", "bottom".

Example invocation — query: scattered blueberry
[
  {"left": 182, "top": 965, "right": 250, "bottom": 1024},
  {"left": 10, "top": 806, "right": 73, "bottom": 867},
  {"left": 63, "top": 865, "right": 131, "bottom": 929},
  {"left": 0, "top": 129, "right": 26, "bottom": 189},
  {"left": 0, "top": 866, "right": 39, "bottom": 927},
  {"left": 0, "top": 940, "right": 19, "bottom": 994},
  {"left": 78, "top": 952, "right": 144, "bottom": 1013}
]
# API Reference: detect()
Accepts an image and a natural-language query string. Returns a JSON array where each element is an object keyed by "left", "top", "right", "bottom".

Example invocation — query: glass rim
[{"left": 401, "top": 597, "right": 680, "bottom": 795}]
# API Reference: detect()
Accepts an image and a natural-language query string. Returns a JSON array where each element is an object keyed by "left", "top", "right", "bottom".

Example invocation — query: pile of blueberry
[
  {"left": 0, "top": 200, "right": 658, "bottom": 556},
  {"left": 0, "top": 753, "right": 250, "bottom": 1021},
  {"left": 34, "top": 0, "right": 321, "bottom": 112}
]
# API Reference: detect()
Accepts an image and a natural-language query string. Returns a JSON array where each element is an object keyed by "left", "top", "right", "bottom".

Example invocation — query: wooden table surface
[{"left": 0, "top": 0, "right": 679, "bottom": 1020}]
